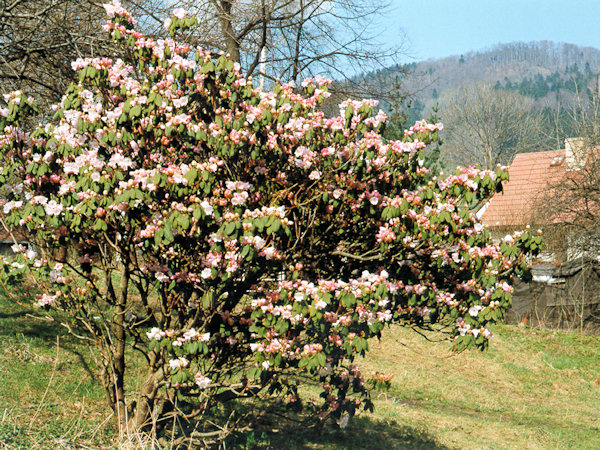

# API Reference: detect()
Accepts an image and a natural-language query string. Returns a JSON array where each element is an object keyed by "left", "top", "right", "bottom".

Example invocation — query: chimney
[{"left": 565, "top": 137, "right": 588, "bottom": 170}]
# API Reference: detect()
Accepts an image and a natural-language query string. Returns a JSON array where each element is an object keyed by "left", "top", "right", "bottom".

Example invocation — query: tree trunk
[
  {"left": 133, "top": 365, "right": 165, "bottom": 429},
  {"left": 216, "top": 0, "right": 240, "bottom": 63},
  {"left": 114, "top": 263, "right": 130, "bottom": 429}
]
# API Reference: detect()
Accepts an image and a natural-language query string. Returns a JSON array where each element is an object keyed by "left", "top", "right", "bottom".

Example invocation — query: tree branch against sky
[
  {"left": 0, "top": 0, "right": 110, "bottom": 106},
  {"left": 180, "top": 0, "right": 404, "bottom": 91},
  {"left": 0, "top": 0, "right": 404, "bottom": 106}
]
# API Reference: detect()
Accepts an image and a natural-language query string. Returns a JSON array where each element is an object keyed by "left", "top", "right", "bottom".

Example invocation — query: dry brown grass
[{"left": 354, "top": 325, "right": 600, "bottom": 449}]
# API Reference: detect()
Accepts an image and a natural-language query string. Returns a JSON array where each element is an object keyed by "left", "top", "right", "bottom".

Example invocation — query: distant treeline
[
  {"left": 494, "top": 63, "right": 598, "bottom": 100},
  {"left": 363, "top": 41, "right": 600, "bottom": 105}
]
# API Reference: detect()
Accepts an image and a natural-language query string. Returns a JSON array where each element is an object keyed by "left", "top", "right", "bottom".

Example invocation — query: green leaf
[
  {"left": 164, "top": 226, "right": 174, "bottom": 242},
  {"left": 316, "top": 352, "right": 326, "bottom": 367},
  {"left": 184, "top": 169, "right": 197, "bottom": 184},
  {"left": 202, "top": 291, "right": 214, "bottom": 309},
  {"left": 130, "top": 105, "right": 141, "bottom": 118},
  {"left": 240, "top": 245, "right": 250, "bottom": 258},
  {"left": 224, "top": 221, "right": 236, "bottom": 236},
  {"left": 193, "top": 206, "right": 203, "bottom": 220},
  {"left": 341, "top": 292, "right": 356, "bottom": 308}
]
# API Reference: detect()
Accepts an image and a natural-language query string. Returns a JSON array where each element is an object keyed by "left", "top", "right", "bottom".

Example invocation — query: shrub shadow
[
  {"left": 0, "top": 304, "right": 63, "bottom": 341},
  {"left": 253, "top": 415, "right": 447, "bottom": 449},
  {"left": 0, "top": 298, "right": 100, "bottom": 383}
]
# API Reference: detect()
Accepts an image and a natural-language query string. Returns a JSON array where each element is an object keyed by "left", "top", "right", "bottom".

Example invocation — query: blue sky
[{"left": 380, "top": 0, "right": 600, "bottom": 61}]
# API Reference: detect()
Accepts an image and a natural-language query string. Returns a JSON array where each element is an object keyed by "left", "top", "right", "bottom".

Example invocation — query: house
[
  {"left": 480, "top": 139, "right": 600, "bottom": 331},
  {"left": 506, "top": 256, "right": 600, "bottom": 332},
  {"left": 480, "top": 138, "right": 594, "bottom": 262},
  {"left": 0, "top": 210, "right": 31, "bottom": 256},
  {"left": 0, "top": 227, "right": 30, "bottom": 257}
]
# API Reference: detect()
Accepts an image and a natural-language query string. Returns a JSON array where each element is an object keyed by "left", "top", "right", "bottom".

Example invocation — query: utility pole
[{"left": 259, "top": 46, "right": 266, "bottom": 92}]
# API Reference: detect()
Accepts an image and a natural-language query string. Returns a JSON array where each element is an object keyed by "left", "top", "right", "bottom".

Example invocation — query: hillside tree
[{"left": 442, "top": 85, "right": 545, "bottom": 170}]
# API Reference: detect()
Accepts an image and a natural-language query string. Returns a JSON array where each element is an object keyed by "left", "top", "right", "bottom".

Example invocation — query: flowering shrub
[{"left": 0, "top": 1, "right": 540, "bottom": 442}]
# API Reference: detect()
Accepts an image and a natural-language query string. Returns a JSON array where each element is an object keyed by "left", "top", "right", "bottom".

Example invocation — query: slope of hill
[
  {"left": 361, "top": 41, "right": 600, "bottom": 168},
  {"left": 2, "top": 289, "right": 599, "bottom": 448},
  {"left": 392, "top": 41, "right": 600, "bottom": 105}
]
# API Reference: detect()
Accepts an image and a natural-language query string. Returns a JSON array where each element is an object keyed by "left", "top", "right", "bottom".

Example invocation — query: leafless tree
[
  {"left": 0, "top": 0, "right": 113, "bottom": 107},
  {"left": 441, "top": 84, "right": 545, "bottom": 170},
  {"left": 540, "top": 79, "right": 600, "bottom": 228},
  {"left": 563, "top": 75, "right": 600, "bottom": 143},
  {"left": 530, "top": 83, "right": 600, "bottom": 332},
  {"left": 0, "top": 0, "right": 403, "bottom": 106},
  {"left": 181, "top": 1, "right": 401, "bottom": 88},
  {"left": 539, "top": 152, "right": 600, "bottom": 255}
]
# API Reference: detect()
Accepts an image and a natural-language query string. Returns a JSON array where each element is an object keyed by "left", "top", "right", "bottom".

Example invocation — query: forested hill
[
  {"left": 365, "top": 41, "right": 600, "bottom": 169},
  {"left": 410, "top": 42, "right": 600, "bottom": 92},
  {"left": 374, "top": 41, "right": 600, "bottom": 118}
]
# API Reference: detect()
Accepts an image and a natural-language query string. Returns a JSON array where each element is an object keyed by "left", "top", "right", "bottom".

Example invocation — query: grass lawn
[{"left": 1, "top": 292, "right": 599, "bottom": 449}]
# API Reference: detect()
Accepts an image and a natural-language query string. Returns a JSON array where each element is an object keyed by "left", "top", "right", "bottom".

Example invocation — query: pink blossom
[
  {"left": 172, "top": 96, "right": 188, "bottom": 108},
  {"left": 38, "top": 291, "right": 61, "bottom": 307},
  {"left": 172, "top": 7, "right": 187, "bottom": 19},
  {"left": 44, "top": 200, "right": 63, "bottom": 216}
]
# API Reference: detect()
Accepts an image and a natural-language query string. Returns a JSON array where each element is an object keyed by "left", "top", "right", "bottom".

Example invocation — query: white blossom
[
  {"left": 201, "top": 200, "right": 214, "bottom": 216},
  {"left": 194, "top": 373, "right": 211, "bottom": 389},
  {"left": 44, "top": 200, "right": 63, "bottom": 216},
  {"left": 172, "top": 7, "right": 187, "bottom": 19},
  {"left": 169, "top": 357, "right": 189, "bottom": 370},
  {"left": 146, "top": 327, "right": 165, "bottom": 340}
]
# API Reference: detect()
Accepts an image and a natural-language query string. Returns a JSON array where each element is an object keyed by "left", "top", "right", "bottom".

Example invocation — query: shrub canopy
[{"left": 0, "top": 1, "right": 540, "bottom": 442}]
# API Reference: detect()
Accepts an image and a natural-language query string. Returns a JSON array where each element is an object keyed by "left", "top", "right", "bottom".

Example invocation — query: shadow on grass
[
  {"left": 0, "top": 307, "right": 69, "bottom": 343},
  {"left": 0, "top": 309, "right": 31, "bottom": 319},
  {"left": 238, "top": 415, "right": 447, "bottom": 449},
  {"left": 0, "top": 305, "right": 63, "bottom": 340},
  {"left": 0, "top": 298, "right": 101, "bottom": 384}
]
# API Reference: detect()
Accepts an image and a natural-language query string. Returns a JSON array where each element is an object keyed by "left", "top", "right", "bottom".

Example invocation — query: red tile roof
[{"left": 481, "top": 150, "right": 567, "bottom": 228}]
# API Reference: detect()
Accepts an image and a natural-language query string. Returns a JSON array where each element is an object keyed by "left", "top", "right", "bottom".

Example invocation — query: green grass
[
  {"left": 1, "top": 292, "right": 599, "bottom": 449},
  {"left": 0, "top": 297, "right": 116, "bottom": 448}
]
